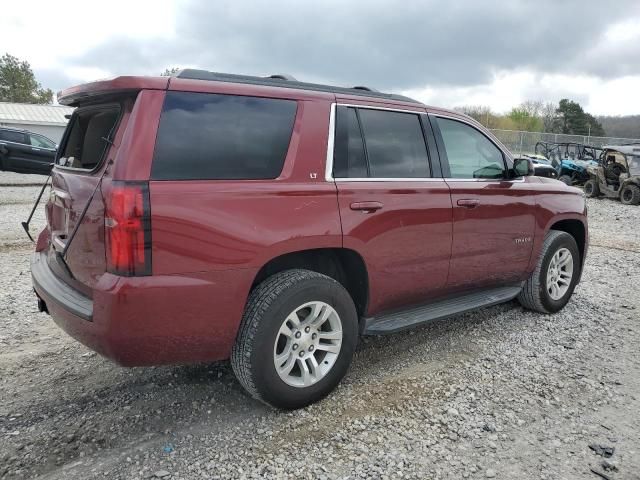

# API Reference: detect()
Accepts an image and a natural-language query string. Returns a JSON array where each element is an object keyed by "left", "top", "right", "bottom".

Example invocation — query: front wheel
[
  {"left": 583, "top": 179, "right": 599, "bottom": 198},
  {"left": 231, "top": 269, "right": 358, "bottom": 409},
  {"left": 518, "top": 230, "right": 580, "bottom": 313},
  {"left": 558, "top": 175, "right": 572, "bottom": 186},
  {"left": 620, "top": 184, "right": 640, "bottom": 205}
]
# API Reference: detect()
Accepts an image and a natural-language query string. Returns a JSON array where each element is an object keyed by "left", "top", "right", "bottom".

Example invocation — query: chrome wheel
[
  {"left": 273, "top": 301, "right": 343, "bottom": 388},
  {"left": 546, "top": 247, "right": 573, "bottom": 300}
]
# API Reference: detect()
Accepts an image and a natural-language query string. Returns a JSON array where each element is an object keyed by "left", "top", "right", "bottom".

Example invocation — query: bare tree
[{"left": 541, "top": 102, "right": 557, "bottom": 133}]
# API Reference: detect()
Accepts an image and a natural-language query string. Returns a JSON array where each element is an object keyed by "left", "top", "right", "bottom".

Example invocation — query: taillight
[{"left": 105, "top": 182, "right": 151, "bottom": 276}]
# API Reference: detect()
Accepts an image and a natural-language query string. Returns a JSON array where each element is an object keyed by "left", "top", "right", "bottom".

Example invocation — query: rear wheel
[
  {"left": 558, "top": 175, "right": 572, "bottom": 186},
  {"left": 583, "top": 179, "right": 599, "bottom": 198},
  {"left": 231, "top": 269, "right": 358, "bottom": 409},
  {"left": 620, "top": 184, "right": 640, "bottom": 205},
  {"left": 518, "top": 230, "right": 580, "bottom": 313}
]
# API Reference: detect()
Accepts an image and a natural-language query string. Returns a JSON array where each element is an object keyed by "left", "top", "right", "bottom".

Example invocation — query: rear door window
[
  {"left": 333, "top": 107, "right": 431, "bottom": 179},
  {"left": 151, "top": 92, "right": 297, "bottom": 180},
  {"left": 333, "top": 107, "right": 368, "bottom": 178},
  {"left": 0, "top": 129, "right": 26, "bottom": 144},
  {"left": 58, "top": 106, "right": 120, "bottom": 170},
  {"left": 358, "top": 109, "right": 430, "bottom": 178}
]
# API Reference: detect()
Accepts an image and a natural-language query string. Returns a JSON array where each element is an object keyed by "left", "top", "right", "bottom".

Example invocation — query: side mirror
[{"left": 513, "top": 157, "right": 534, "bottom": 177}]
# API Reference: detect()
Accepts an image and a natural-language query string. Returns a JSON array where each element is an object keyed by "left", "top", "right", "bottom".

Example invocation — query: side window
[
  {"left": 436, "top": 118, "right": 505, "bottom": 179},
  {"left": 0, "top": 130, "right": 26, "bottom": 144},
  {"left": 152, "top": 92, "right": 297, "bottom": 180},
  {"left": 30, "top": 135, "right": 55, "bottom": 148},
  {"left": 358, "top": 109, "right": 430, "bottom": 178},
  {"left": 333, "top": 107, "right": 367, "bottom": 178}
]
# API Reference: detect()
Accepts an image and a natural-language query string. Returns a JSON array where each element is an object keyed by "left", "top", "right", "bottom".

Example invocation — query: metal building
[{"left": 0, "top": 102, "right": 73, "bottom": 143}]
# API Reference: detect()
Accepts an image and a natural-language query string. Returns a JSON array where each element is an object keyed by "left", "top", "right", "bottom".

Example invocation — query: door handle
[
  {"left": 350, "top": 201, "right": 383, "bottom": 212},
  {"left": 457, "top": 199, "right": 479, "bottom": 208}
]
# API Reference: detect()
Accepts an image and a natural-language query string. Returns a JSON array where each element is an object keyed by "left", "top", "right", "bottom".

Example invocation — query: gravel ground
[{"left": 1, "top": 172, "right": 639, "bottom": 480}]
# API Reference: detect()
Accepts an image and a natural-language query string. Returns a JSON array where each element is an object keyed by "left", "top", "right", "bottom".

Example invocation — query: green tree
[
  {"left": 555, "top": 99, "right": 604, "bottom": 136},
  {"left": 507, "top": 107, "right": 542, "bottom": 132},
  {"left": 584, "top": 112, "right": 605, "bottom": 137},
  {"left": 161, "top": 67, "right": 181, "bottom": 76},
  {"left": 0, "top": 53, "right": 53, "bottom": 104}
]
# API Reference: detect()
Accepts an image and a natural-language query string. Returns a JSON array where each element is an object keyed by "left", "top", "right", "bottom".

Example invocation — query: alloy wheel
[
  {"left": 273, "top": 301, "right": 343, "bottom": 387},
  {"left": 546, "top": 247, "right": 573, "bottom": 300}
]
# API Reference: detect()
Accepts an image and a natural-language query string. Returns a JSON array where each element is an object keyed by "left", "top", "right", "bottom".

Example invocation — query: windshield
[{"left": 628, "top": 155, "right": 640, "bottom": 176}]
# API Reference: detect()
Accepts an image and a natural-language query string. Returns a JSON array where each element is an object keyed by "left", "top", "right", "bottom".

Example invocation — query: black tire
[
  {"left": 620, "top": 184, "right": 640, "bottom": 205},
  {"left": 518, "top": 230, "right": 580, "bottom": 314},
  {"left": 231, "top": 269, "right": 358, "bottom": 409},
  {"left": 583, "top": 179, "right": 599, "bottom": 198},
  {"left": 558, "top": 175, "right": 572, "bottom": 186}
]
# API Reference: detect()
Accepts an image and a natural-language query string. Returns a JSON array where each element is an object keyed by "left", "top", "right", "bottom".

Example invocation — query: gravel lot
[{"left": 1, "top": 172, "right": 639, "bottom": 480}]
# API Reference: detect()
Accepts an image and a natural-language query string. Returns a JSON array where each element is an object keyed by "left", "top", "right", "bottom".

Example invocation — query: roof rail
[
  {"left": 268, "top": 74, "right": 297, "bottom": 81},
  {"left": 174, "top": 69, "right": 420, "bottom": 104}
]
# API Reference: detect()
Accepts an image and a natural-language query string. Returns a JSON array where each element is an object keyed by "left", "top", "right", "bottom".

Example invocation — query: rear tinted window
[
  {"left": 0, "top": 129, "right": 25, "bottom": 144},
  {"left": 333, "top": 107, "right": 368, "bottom": 178},
  {"left": 152, "top": 92, "right": 297, "bottom": 180},
  {"left": 358, "top": 109, "right": 430, "bottom": 178}
]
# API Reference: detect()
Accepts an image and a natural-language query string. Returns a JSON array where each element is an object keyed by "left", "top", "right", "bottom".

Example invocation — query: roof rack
[{"left": 175, "top": 69, "right": 420, "bottom": 104}]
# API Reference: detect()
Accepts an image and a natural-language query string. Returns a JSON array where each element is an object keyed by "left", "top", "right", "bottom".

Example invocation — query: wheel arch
[
  {"left": 251, "top": 248, "right": 370, "bottom": 321},
  {"left": 548, "top": 218, "right": 586, "bottom": 264}
]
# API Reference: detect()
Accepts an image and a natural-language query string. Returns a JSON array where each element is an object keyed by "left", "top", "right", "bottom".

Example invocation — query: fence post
[{"left": 519, "top": 132, "right": 524, "bottom": 154}]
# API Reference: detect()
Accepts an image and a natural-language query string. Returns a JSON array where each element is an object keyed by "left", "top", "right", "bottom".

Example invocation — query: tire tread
[
  {"left": 518, "top": 230, "right": 572, "bottom": 313},
  {"left": 230, "top": 269, "right": 340, "bottom": 405}
]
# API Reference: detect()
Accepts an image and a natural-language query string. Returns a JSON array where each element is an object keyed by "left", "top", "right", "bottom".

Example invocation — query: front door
[
  {"left": 332, "top": 105, "right": 453, "bottom": 315},
  {"left": 431, "top": 115, "right": 536, "bottom": 290}
]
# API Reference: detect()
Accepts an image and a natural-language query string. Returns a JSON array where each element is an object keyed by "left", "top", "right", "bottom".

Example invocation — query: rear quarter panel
[{"left": 149, "top": 98, "right": 341, "bottom": 274}]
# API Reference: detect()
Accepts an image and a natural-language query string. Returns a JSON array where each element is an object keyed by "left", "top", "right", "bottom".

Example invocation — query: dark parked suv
[
  {"left": 0, "top": 127, "right": 57, "bottom": 174},
  {"left": 30, "top": 70, "right": 588, "bottom": 409}
]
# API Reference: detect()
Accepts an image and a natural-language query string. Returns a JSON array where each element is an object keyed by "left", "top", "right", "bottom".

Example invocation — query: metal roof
[{"left": 0, "top": 102, "right": 74, "bottom": 126}]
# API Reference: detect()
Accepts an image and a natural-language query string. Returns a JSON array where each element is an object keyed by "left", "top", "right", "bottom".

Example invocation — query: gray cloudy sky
[{"left": 3, "top": 0, "right": 640, "bottom": 114}]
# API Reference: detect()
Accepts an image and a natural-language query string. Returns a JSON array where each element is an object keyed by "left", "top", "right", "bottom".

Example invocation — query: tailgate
[{"left": 46, "top": 100, "right": 130, "bottom": 294}]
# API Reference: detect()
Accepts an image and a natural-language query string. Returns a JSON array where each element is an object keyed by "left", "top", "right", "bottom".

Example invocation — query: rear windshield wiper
[{"left": 61, "top": 158, "right": 113, "bottom": 265}]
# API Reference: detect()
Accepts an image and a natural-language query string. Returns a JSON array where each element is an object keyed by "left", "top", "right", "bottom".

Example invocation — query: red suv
[{"left": 31, "top": 70, "right": 588, "bottom": 409}]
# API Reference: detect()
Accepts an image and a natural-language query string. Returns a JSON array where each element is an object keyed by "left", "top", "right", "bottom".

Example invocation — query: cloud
[
  {"left": 6, "top": 0, "right": 640, "bottom": 114},
  {"left": 404, "top": 71, "right": 640, "bottom": 116},
  {"left": 61, "top": 0, "right": 640, "bottom": 89}
]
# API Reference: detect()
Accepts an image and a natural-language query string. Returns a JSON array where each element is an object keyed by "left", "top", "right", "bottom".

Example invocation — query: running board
[{"left": 363, "top": 286, "right": 522, "bottom": 335}]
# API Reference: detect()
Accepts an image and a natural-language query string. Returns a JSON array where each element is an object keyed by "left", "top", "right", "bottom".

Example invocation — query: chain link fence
[{"left": 490, "top": 129, "right": 640, "bottom": 156}]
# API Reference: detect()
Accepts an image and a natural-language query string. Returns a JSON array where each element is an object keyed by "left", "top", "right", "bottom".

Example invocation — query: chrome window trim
[
  {"left": 335, "top": 177, "right": 446, "bottom": 183},
  {"left": 324, "top": 104, "right": 526, "bottom": 184},
  {"left": 326, "top": 102, "right": 433, "bottom": 182},
  {"left": 444, "top": 177, "right": 526, "bottom": 183},
  {"left": 324, "top": 103, "right": 336, "bottom": 181},
  {"left": 337, "top": 103, "right": 427, "bottom": 115}
]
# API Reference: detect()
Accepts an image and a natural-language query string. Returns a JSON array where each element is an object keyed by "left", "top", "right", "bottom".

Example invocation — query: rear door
[
  {"left": 431, "top": 115, "right": 536, "bottom": 290},
  {"left": 332, "top": 104, "right": 452, "bottom": 315}
]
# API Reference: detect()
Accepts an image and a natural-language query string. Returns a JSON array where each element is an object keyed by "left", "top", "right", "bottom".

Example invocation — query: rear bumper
[
  {"left": 31, "top": 252, "right": 255, "bottom": 366},
  {"left": 31, "top": 253, "right": 93, "bottom": 321}
]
